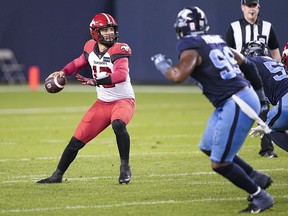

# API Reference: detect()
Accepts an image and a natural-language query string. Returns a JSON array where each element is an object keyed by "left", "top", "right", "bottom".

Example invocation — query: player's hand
[
  {"left": 151, "top": 54, "right": 172, "bottom": 75},
  {"left": 76, "top": 74, "right": 97, "bottom": 86},
  {"left": 47, "top": 71, "right": 66, "bottom": 79},
  {"left": 249, "top": 125, "right": 267, "bottom": 138}
]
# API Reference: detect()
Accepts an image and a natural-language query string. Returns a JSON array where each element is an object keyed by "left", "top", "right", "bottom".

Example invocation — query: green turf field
[{"left": 0, "top": 85, "right": 287, "bottom": 215}]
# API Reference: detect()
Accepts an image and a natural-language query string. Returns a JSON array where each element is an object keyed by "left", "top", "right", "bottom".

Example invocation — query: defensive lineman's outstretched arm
[{"left": 151, "top": 49, "right": 201, "bottom": 83}]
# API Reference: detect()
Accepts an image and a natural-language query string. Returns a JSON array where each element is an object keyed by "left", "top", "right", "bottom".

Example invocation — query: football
[{"left": 44, "top": 75, "right": 66, "bottom": 93}]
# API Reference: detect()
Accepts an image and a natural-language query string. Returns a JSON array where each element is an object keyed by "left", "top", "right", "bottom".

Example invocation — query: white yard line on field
[
  {"left": 0, "top": 151, "right": 202, "bottom": 163},
  {"left": 1, "top": 173, "right": 211, "bottom": 184},
  {"left": 1, "top": 195, "right": 287, "bottom": 214},
  {"left": 1, "top": 168, "right": 287, "bottom": 184},
  {"left": 0, "top": 106, "right": 89, "bottom": 115}
]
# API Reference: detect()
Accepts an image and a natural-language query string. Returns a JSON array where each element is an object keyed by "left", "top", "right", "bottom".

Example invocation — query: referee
[
  {"left": 226, "top": 0, "right": 281, "bottom": 62},
  {"left": 226, "top": 0, "right": 280, "bottom": 158}
]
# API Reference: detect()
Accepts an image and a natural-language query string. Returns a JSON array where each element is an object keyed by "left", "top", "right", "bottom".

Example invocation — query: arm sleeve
[
  {"left": 239, "top": 59, "right": 263, "bottom": 90},
  {"left": 61, "top": 53, "right": 89, "bottom": 76},
  {"left": 268, "top": 26, "right": 280, "bottom": 50},
  {"left": 110, "top": 57, "right": 129, "bottom": 83},
  {"left": 96, "top": 57, "right": 129, "bottom": 85},
  {"left": 240, "top": 59, "right": 266, "bottom": 102}
]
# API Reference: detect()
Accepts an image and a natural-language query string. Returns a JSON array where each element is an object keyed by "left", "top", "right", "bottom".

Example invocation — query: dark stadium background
[{"left": 0, "top": 0, "right": 286, "bottom": 83}]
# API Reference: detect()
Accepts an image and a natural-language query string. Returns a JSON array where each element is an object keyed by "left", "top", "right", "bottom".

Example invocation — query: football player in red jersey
[{"left": 37, "top": 13, "right": 136, "bottom": 184}]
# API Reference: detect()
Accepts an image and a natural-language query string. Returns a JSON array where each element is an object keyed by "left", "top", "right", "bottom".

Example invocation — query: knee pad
[
  {"left": 67, "top": 136, "right": 85, "bottom": 152},
  {"left": 112, "top": 119, "right": 127, "bottom": 135}
]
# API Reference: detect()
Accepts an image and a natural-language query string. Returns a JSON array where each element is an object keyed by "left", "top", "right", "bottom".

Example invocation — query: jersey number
[
  {"left": 92, "top": 66, "right": 115, "bottom": 88},
  {"left": 209, "top": 46, "right": 240, "bottom": 80},
  {"left": 263, "top": 61, "right": 288, "bottom": 81}
]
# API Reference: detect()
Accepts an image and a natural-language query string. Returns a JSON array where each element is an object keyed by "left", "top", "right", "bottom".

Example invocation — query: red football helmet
[
  {"left": 282, "top": 42, "right": 288, "bottom": 68},
  {"left": 89, "top": 13, "right": 119, "bottom": 46}
]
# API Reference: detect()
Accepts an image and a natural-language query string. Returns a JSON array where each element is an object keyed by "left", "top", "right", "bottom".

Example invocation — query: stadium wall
[{"left": 0, "top": 0, "right": 286, "bottom": 83}]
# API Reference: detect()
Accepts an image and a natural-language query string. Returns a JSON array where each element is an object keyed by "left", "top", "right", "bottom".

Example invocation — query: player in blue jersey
[
  {"left": 151, "top": 6, "right": 273, "bottom": 213},
  {"left": 233, "top": 41, "right": 288, "bottom": 151}
]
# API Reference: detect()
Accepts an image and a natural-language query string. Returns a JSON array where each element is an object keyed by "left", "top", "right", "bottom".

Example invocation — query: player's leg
[
  {"left": 267, "top": 95, "right": 288, "bottom": 131},
  {"left": 200, "top": 97, "right": 272, "bottom": 191},
  {"left": 37, "top": 101, "right": 110, "bottom": 184},
  {"left": 111, "top": 99, "right": 135, "bottom": 184},
  {"left": 201, "top": 151, "right": 273, "bottom": 192},
  {"left": 265, "top": 95, "right": 288, "bottom": 152},
  {"left": 210, "top": 92, "right": 273, "bottom": 212},
  {"left": 200, "top": 102, "right": 257, "bottom": 193},
  {"left": 37, "top": 136, "right": 85, "bottom": 184},
  {"left": 210, "top": 99, "right": 257, "bottom": 192},
  {"left": 112, "top": 119, "right": 132, "bottom": 184},
  {"left": 198, "top": 108, "right": 217, "bottom": 154},
  {"left": 233, "top": 155, "right": 272, "bottom": 190},
  {"left": 198, "top": 106, "right": 267, "bottom": 189},
  {"left": 259, "top": 134, "right": 277, "bottom": 157},
  {"left": 234, "top": 154, "right": 272, "bottom": 202},
  {"left": 258, "top": 105, "right": 277, "bottom": 157}
]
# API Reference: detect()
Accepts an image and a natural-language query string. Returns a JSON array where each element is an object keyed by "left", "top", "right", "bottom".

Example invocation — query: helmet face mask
[
  {"left": 174, "top": 6, "right": 210, "bottom": 39},
  {"left": 89, "top": 13, "right": 119, "bottom": 46},
  {"left": 241, "top": 40, "right": 269, "bottom": 57}
]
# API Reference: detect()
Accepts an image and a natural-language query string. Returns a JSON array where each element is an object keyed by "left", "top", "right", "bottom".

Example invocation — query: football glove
[
  {"left": 249, "top": 125, "right": 270, "bottom": 138},
  {"left": 76, "top": 74, "right": 97, "bottom": 86},
  {"left": 151, "top": 54, "right": 172, "bottom": 75}
]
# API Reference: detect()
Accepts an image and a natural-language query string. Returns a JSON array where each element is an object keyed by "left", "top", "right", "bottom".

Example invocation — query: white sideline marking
[{"left": 0, "top": 84, "right": 201, "bottom": 93}]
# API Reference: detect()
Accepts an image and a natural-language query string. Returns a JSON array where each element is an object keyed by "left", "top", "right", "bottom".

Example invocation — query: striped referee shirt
[{"left": 226, "top": 18, "right": 279, "bottom": 52}]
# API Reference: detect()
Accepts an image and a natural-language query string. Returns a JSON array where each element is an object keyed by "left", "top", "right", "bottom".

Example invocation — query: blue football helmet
[
  {"left": 174, "top": 6, "right": 210, "bottom": 39},
  {"left": 241, "top": 41, "right": 269, "bottom": 57}
]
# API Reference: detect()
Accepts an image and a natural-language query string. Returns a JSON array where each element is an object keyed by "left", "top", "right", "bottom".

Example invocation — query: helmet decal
[
  {"left": 102, "top": 13, "right": 114, "bottom": 24},
  {"left": 174, "top": 6, "right": 209, "bottom": 39},
  {"left": 90, "top": 20, "right": 96, "bottom": 28}
]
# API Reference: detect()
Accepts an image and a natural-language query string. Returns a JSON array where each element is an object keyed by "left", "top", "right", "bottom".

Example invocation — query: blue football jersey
[
  {"left": 249, "top": 56, "right": 288, "bottom": 105},
  {"left": 176, "top": 35, "right": 249, "bottom": 107}
]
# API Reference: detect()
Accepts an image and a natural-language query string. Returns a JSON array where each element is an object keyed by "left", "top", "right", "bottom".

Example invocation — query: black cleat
[
  {"left": 261, "top": 151, "right": 278, "bottom": 158},
  {"left": 240, "top": 202, "right": 273, "bottom": 214},
  {"left": 118, "top": 165, "right": 131, "bottom": 184},
  {"left": 37, "top": 169, "right": 63, "bottom": 184},
  {"left": 37, "top": 176, "right": 62, "bottom": 184},
  {"left": 240, "top": 203, "right": 263, "bottom": 213},
  {"left": 241, "top": 189, "right": 273, "bottom": 213}
]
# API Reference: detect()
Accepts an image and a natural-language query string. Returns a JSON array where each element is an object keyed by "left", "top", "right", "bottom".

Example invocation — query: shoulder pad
[
  {"left": 108, "top": 42, "right": 132, "bottom": 56},
  {"left": 84, "top": 39, "right": 96, "bottom": 54}
]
